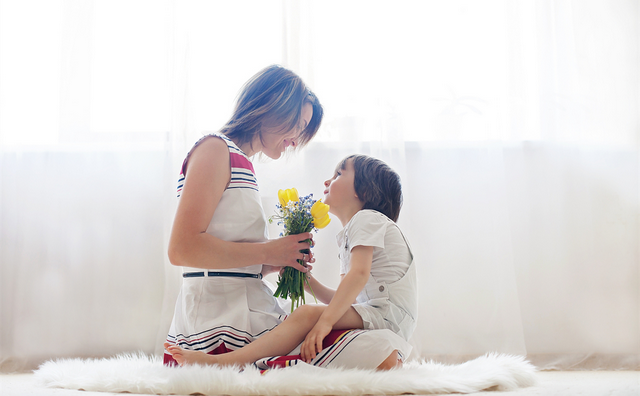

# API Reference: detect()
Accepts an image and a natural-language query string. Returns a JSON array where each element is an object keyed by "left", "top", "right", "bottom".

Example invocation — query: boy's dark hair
[
  {"left": 221, "top": 65, "right": 323, "bottom": 152},
  {"left": 338, "top": 155, "right": 403, "bottom": 222}
]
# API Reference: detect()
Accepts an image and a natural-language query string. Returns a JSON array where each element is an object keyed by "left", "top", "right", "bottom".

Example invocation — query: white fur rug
[{"left": 34, "top": 352, "right": 537, "bottom": 395}]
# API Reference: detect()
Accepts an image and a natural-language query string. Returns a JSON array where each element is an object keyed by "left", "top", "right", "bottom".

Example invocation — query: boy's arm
[
  {"left": 316, "top": 245, "right": 372, "bottom": 327},
  {"left": 300, "top": 246, "right": 372, "bottom": 362},
  {"left": 305, "top": 274, "right": 336, "bottom": 305}
]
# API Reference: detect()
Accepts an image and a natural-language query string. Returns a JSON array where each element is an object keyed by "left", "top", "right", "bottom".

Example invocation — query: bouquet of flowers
[{"left": 270, "top": 188, "right": 331, "bottom": 311}]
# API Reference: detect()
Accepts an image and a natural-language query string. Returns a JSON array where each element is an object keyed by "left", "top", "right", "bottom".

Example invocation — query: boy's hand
[{"left": 300, "top": 320, "right": 332, "bottom": 363}]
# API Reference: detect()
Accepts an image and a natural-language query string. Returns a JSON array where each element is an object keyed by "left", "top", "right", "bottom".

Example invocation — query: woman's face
[{"left": 259, "top": 102, "right": 313, "bottom": 160}]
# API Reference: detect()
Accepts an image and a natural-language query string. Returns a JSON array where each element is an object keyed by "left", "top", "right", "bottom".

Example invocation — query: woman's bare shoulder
[{"left": 185, "top": 135, "right": 230, "bottom": 175}]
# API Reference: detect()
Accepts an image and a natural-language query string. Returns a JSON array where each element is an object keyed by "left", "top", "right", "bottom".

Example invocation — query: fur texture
[{"left": 34, "top": 352, "right": 537, "bottom": 395}]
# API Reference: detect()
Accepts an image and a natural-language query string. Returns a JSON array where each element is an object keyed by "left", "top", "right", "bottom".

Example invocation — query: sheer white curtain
[
  {"left": 257, "top": 0, "right": 639, "bottom": 369},
  {"left": 1, "top": 0, "right": 638, "bottom": 371}
]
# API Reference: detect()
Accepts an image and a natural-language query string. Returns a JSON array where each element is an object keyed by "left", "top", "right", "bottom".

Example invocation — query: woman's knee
[{"left": 376, "top": 349, "right": 402, "bottom": 371}]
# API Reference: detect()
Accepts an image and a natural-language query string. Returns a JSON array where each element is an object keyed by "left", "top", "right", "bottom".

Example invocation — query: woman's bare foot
[{"left": 164, "top": 342, "right": 221, "bottom": 366}]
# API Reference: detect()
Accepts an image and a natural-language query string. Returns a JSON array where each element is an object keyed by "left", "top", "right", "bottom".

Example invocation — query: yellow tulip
[
  {"left": 311, "top": 200, "right": 330, "bottom": 220},
  {"left": 313, "top": 214, "right": 331, "bottom": 229},
  {"left": 278, "top": 188, "right": 300, "bottom": 207},
  {"left": 287, "top": 188, "right": 299, "bottom": 203},
  {"left": 278, "top": 189, "right": 288, "bottom": 207}
]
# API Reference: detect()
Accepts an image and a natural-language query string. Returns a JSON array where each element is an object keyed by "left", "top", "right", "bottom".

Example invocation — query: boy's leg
[
  {"left": 167, "top": 304, "right": 358, "bottom": 367},
  {"left": 376, "top": 349, "right": 402, "bottom": 370}
]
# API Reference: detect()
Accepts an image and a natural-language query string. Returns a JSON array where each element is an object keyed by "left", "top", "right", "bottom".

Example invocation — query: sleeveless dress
[{"left": 164, "top": 133, "right": 412, "bottom": 369}]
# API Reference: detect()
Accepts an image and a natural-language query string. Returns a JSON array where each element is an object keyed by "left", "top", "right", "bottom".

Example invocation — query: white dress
[
  {"left": 165, "top": 134, "right": 412, "bottom": 369},
  {"left": 337, "top": 210, "right": 418, "bottom": 341}
]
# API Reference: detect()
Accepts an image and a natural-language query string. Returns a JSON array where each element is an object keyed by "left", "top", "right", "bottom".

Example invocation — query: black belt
[{"left": 183, "top": 271, "right": 262, "bottom": 279}]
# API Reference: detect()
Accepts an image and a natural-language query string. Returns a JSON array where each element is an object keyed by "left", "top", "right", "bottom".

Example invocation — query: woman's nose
[
  {"left": 290, "top": 138, "right": 297, "bottom": 147},
  {"left": 324, "top": 179, "right": 330, "bottom": 187}
]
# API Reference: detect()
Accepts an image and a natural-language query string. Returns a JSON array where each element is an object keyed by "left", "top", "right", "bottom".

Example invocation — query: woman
[{"left": 164, "top": 65, "right": 409, "bottom": 370}]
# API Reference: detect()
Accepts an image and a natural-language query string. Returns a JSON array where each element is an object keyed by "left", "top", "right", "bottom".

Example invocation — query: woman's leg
[{"left": 164, "top": 304, "right": 363, "bottom": 367}]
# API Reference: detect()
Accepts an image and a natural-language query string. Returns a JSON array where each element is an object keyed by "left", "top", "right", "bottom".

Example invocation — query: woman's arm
[{"left": 168, "top": 137, "right": 310, "bottom": 271}]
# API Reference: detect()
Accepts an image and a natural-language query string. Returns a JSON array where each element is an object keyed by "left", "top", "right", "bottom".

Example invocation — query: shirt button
[{"left": 379, "top": 285, "right": 385, "bottom": 292}]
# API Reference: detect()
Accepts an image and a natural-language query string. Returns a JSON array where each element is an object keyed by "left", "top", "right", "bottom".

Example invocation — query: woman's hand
[
  {"left": 300, "top": 320, "right": 332, "bottom": 363},
  {"left": 263, "top": 233, "right": 315, "bottom": 272}
]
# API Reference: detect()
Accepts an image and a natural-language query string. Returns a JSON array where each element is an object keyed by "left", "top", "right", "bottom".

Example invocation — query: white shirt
[
  {"left": 337, "top": 210, "right": 412, "bottom": 283},
  {"left": 336, "top": 210, "right": 418, "bottom": 341}
]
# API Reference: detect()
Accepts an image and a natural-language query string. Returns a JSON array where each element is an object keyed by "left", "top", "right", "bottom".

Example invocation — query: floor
[{"left": 1, "top": 371, "right": 639, "bottom": 396}]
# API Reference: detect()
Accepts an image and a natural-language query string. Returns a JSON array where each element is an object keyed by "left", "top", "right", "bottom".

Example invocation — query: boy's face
[{"left": 323, "top": 158, "right": 359, "bottom": 212}]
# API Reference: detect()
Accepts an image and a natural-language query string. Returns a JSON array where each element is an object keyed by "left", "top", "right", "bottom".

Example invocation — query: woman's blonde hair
[{"left": 221, "top": 65, "right": 323, "bottom": 151}]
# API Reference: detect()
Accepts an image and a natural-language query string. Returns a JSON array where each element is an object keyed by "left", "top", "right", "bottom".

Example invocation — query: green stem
[{"left": 304, "top": 274, "right": 318, "bottom": 304}]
